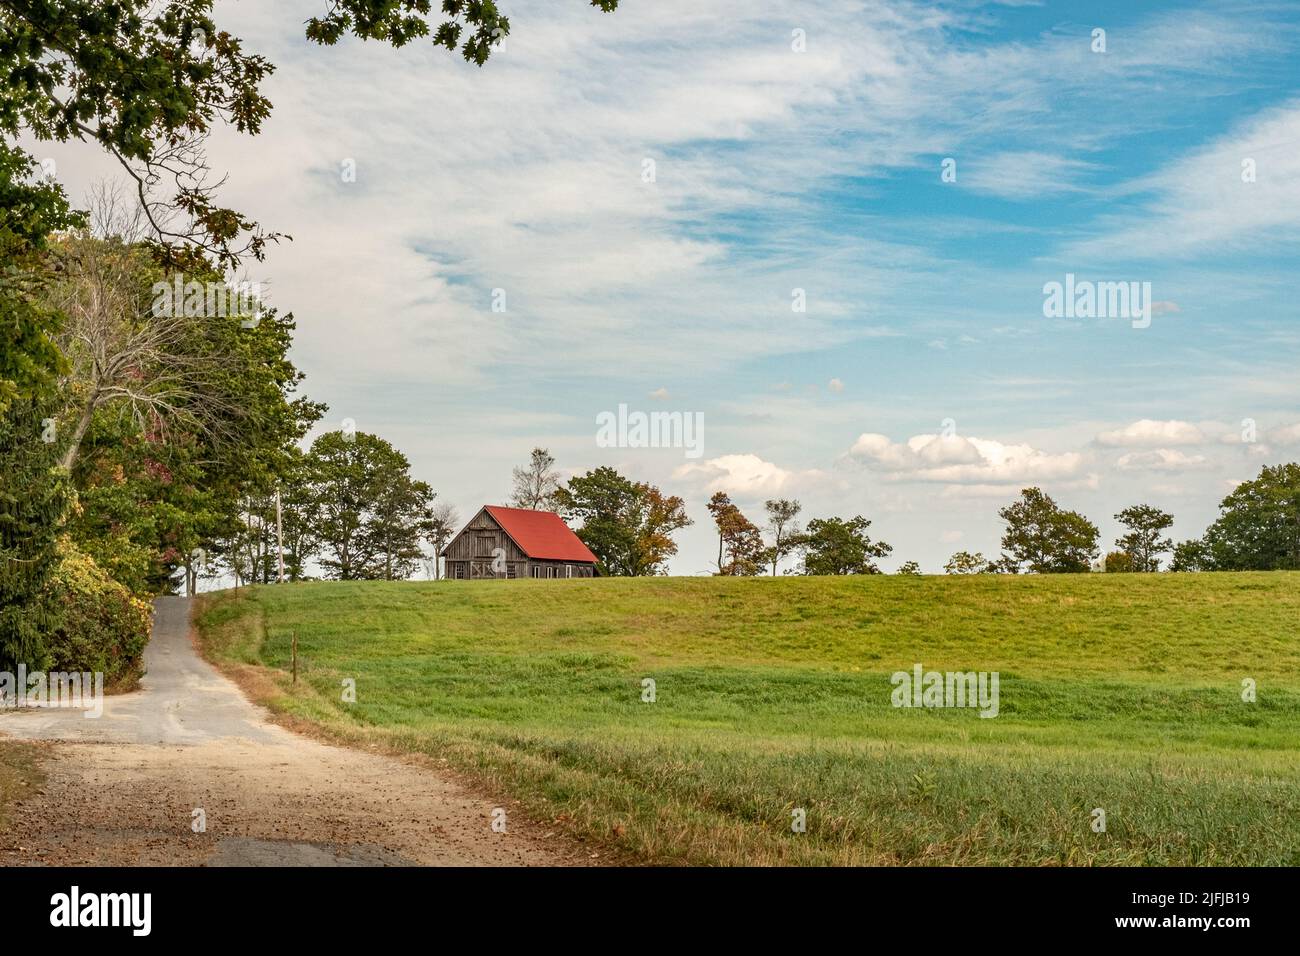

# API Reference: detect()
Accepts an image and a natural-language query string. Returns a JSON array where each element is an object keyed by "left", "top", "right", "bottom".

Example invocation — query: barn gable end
[{"left": 441, "top": 506, "right": 598, "bottom": 580}]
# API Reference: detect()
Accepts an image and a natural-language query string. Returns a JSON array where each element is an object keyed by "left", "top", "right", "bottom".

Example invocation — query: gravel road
[{"left": 0, "top": 597, "right": 583, "bottom": 866}]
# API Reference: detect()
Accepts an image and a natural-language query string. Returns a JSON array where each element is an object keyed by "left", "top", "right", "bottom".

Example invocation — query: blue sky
[{"left": 40, "top": 0, "right": 1300, "bottom": 573}]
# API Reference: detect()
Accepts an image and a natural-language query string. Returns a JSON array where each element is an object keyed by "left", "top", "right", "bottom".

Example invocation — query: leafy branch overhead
[
  {"left": 0, "top": 0, "right": 620, "bottom": 268},
  {"left": 307, "top": 1, "right": 618, "bottom": 64}
]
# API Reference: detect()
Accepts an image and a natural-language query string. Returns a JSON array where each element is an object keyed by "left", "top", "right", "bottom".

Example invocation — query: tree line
[
  {"left": 941, "top": 470, "right": 1300, "bottom": 574},
  {"left": 509, "top": 449, "right": 1300, "bottom": 577}
]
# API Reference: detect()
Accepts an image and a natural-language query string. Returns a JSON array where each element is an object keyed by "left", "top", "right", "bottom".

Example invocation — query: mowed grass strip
[{"left": 195, "top": 574, "right": 1300, "bottom": 865}]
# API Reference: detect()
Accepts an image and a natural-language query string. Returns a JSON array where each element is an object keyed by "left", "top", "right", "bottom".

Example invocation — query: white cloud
[
  {"left": 960, "top": 151, "right": 1097, "bottom": 201},
  {"left": 1115, "top": 449, "right": 1210, "bottom": 472},
  {"left": 1270, "top": 423, "right": 1300, "bottom": 445},
  {"left": 845, "top": 433, "right": 1083, "bottom": 484},
  {"left": 673, "top": 453, "right": 825, "bottom": 496},
  {"left": 1096, "top": 420, "right": 1205, "bottom": 447},
  {"left": 1062, "top": 99, "right": 1300, "bottom": 262}
]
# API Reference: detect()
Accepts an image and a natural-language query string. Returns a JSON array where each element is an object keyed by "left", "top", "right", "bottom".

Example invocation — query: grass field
[{"left": 195, "top": 574, "right": 1300, "bottom": 866}]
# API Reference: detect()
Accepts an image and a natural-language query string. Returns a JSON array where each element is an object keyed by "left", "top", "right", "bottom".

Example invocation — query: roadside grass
[{"left": 194, "top": 574, "right": 1300, "bottom": 866}]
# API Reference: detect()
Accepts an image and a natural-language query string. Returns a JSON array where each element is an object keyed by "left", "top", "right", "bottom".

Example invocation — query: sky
[{"left": 34, "top": 0, "right": 1300, "bottom": 574}]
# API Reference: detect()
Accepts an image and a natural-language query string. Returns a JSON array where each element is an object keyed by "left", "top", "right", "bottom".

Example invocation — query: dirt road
[{"left": 0, "top": 597, "right": 582, "bottom": 866}]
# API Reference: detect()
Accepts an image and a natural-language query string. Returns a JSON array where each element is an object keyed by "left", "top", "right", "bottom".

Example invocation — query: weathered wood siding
[
  {"left": 443, "top": 509, "right": 527, "bottom": 562},
  {"left": 443, "top": 508, "right": 597, "bottom": 580}
]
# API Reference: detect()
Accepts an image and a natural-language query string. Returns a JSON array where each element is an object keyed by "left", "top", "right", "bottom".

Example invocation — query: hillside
[{"left": 195, "top": 574, "right": 1300, "bottom": 865}]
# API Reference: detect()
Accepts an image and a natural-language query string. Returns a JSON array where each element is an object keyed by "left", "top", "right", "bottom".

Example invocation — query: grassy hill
[{"left": 195, "top": 573, "right": 1300, "bottom": 865}]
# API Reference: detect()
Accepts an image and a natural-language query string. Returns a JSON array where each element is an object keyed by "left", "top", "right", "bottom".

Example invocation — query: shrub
[
  {"left": 1104, "top": 551, "right": 1135, "bottom": 573},
  {"left": 42, "top": 539, "right": 151, "bottom": 687}
]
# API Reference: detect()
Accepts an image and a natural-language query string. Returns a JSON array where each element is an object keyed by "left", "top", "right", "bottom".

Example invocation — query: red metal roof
[{"left": 483, "top": 506, "right": 598, "bottom": 563}]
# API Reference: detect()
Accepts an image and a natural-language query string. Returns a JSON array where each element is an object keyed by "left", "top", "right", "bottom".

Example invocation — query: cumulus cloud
[
  {"left": 673, "top": 454, "right": 825, "bottom": 496},
  {"left": 1095, "top": 419, "right": 1205, "bottom": 447},
  {"left": 845, "top": 433, "right": 1083, "bottom": 484}
]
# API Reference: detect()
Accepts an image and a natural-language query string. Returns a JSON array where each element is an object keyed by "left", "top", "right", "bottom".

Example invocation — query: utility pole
[{"left": 275, "top": 487, "right": 285, "bottom": 583}]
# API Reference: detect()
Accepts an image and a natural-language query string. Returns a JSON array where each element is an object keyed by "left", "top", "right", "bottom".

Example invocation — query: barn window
[
  {"left": 566, "top": 565, "right": 572, "bottom": 578},
  {"left": 507, "top": 565, "right": 517, "bottom": 579}
]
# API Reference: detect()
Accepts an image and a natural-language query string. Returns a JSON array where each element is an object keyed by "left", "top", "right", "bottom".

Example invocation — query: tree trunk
[{"left": 58, "top": 400, "right": 97, "bottom": 471}]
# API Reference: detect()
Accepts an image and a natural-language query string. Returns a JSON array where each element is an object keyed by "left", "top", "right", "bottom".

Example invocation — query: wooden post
[{"left": 291, "top": 631, "right": 298, "bottom": 685}]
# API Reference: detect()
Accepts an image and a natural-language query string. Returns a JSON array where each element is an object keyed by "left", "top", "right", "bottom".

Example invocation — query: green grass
[{"left": 194, "top": 574, "right": 1300, "bottom": 866}]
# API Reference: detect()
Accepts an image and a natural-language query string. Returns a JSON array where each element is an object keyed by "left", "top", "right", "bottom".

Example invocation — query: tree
[
  {"left": 510, "top": 447, "right": 561, "bottom": 511},
  {"left": 798, "top": 516, "right": 892, "bottom": 575},
  {"left": 276, "top": 449, "right": 318, "bottom": 583},
  {"left": 553, "top": 466, "right": 691, "bottom": 576},
  {"left": 705, "top": 492, "right": 765, "bottom": 576},
  {"left": 998, "top": 487, "right": 1099, "bottom": 573},
  {"left": 1201, "top": 463, "right": 1300, "bottom": 570},
  {"left": 0, "top": 144, "right": 82, "bottom": 412},
  {"left": 306, "top": 1, "right": 621, "bottom": 64},
  {"left": 425, "top": 502, "right": 460, "bottom": 580},
  {"left": 1, "top": 0, "right": 620, "bottom": 267},
  {"left": 302, "top": 430, "right": 432, "bottom": 580},
  {"left": 0, "top": 144, "right": 80, "bottom": 670},
  {"left": 49, "top": 232, "right": 253, "bottom": 472},
  {"left": 0, "top": 399, "right": 70, "bottom": 672},
  {"left": 706, "top": 492, "right": 732, "bottom": 571},
  {"left": 367, "top": 457, "right": 435, "bottom": 581},
  {"left": 763, "top": 498, "right": 802, "bottom": 576},
  {"left": 1104, "top": 550, "right": 1135, "bottom": 573},
  {"left": 1169, "top": 538, "right": 1210, "bottom": 572},
  {"left": 41, "top": 226, "right": 322, "bottom": 595},
  {"left": 1114, "top": 504, "right": 1173, "bottom": 572},
  {"left": 896, "top": 560, "right": 921, "bottom": 575},
  {"left": 944, "top": 550, "right": 986, "bottom": 574},
  {"left": 633, "top": 485, "right": 693, "bottom": 577}
]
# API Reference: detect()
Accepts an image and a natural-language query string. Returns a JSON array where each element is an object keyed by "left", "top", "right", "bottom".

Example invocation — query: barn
[{"left": 441, "top": 506, "right": 599, "bottom": 580}]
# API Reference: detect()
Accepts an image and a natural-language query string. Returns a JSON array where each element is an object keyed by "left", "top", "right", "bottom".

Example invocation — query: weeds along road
[{"left": 0, "top": 597, "right": 583, "bottom": 866}]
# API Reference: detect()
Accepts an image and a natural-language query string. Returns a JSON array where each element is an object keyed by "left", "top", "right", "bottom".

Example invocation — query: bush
[
  {"left": 1104, "top": 551, "right": 1135, "bottom": 573},
  {"left": 42, "top": 539, "right": 151, "bottom": 687}
]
